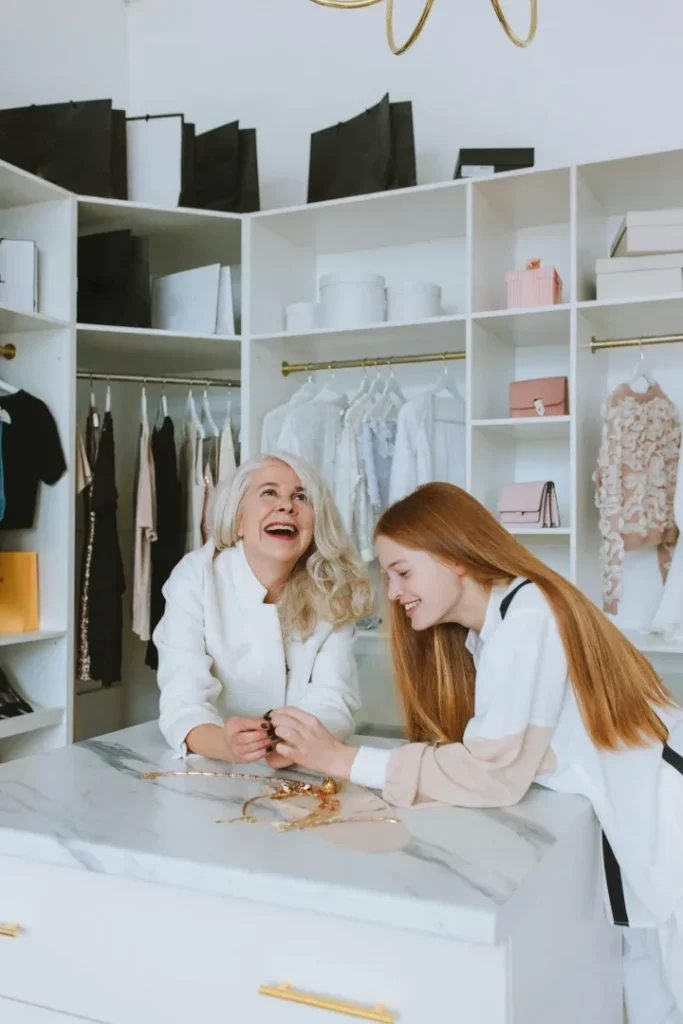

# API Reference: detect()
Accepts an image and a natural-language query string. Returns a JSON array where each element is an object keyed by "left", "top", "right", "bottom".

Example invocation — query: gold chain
[{"left": 489, "top": 0, "right": 537, "bottom": 47}]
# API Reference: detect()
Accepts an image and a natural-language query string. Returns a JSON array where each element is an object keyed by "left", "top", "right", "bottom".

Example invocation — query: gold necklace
[
  {"left": 218, "top": 777, "right": 341, "bottom": 825},
  {"left": 143, "top": 770, "right": 400, "bottom": 832}
]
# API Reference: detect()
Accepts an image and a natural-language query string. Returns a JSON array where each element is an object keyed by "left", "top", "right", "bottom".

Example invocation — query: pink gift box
[{"left": 505, "top": 259, "right": 562, "bottom": 309}]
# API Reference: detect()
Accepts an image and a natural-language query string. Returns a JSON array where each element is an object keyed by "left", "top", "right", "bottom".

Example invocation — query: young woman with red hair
[{"left": 271, "top": 482, "right": 683, "bottom": 1024}]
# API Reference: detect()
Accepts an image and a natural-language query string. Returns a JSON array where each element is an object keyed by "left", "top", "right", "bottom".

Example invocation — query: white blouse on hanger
[
  {"left": 389, "top": 390, "right": 466, "bottom": 504},
  {"left": 277, "top": 387, "right": 347, "bottom": 486}
]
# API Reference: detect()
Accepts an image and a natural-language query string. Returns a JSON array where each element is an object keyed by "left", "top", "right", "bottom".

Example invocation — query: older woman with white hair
[{"left": 153, "top": 451, "right": 374, "bottom": 767}]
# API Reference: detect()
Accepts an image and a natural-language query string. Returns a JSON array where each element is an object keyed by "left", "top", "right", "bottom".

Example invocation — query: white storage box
[
  {"left": 387, "top": 281, "right": 442, "bottom": 322},
  {"left": 284, "top": 301, "right": 318, "bottom": 333},
  {"left": 611, "top": 208, "right": 683, "bottom": 257},
  {"left": 596, "top": 252, "right": 683, "bottom": 301},
  {"left": 319, "top": 272, "right": 386, "bottom": 329}
]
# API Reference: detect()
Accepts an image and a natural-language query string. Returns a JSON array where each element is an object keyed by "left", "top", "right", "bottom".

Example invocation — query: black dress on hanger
[
  {"left": 88, "top": 410, "right": 126, "bottom": 686},
  {"left": 146, "top": 416, "right": 182, "bottom": 670}
]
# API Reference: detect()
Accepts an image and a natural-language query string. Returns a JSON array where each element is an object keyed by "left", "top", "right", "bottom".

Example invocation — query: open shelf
[
  {"left": 0, "top": 630, "right": 65, "bottom": 649},
  {"left": 472, "top": 304, "right": 570, "bottom": 338},
  {"left": 472, "top": 168, "right": 571, "bottom": 314},
  {"left": 622, "top": 629, "right": 683, "bottom": 657},
  {"left": 0, "top": 304, "right": 69, "bottom": 334},
  {"left": 471, "top": 416, "right": 570, "bottom": 440},
  {"left": 253, "top": 312, "right": 466, "bottom": 345},
  {"left": 0, "top": 158, "right": 69, "bottom": 210},
  {"left": 0, "top": 707, "right": 64, "bottom": 741},
  {"left": 77, "top": 324, "right": 241, "bottom": 374},
  {"left": 78, "top": 196, "right": 242, "bottom": 234},
  {"left": 506, "top": 527, "right": 571, "bottom": 537}
]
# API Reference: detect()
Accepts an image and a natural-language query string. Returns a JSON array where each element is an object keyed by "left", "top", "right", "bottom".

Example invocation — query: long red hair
[{"left": 375, "top": 483, "right": 675, "bottom": 750}]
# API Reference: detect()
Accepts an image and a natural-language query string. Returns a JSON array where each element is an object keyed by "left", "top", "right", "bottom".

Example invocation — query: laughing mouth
[
  {"left": 404, "top": 600, "right": 421, "bottom": 612},
  {"left": 264, "top": 522, "right": 299, "bottom": 538}
]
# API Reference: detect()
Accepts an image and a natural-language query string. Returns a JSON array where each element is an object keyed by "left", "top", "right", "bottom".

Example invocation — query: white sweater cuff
[{"left": 349, "top": 745, "right": 392, "bottom": 790}]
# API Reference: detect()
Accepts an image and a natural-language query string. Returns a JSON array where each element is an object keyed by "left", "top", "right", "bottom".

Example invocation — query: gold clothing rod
[
  {"left": 0, "top": 343, "right": 16, "bottom": 361},
  {"left": 591, "top": 333, "right": 683, "bottom": 353},
  {"left": 77, "top": 371, "right": 240, "bottom": 387},
  {"left": 281, "top": 350, "right": 466, "bottom": 377}
]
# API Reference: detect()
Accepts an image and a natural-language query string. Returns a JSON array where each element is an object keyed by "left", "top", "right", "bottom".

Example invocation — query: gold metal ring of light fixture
[
  {"left": 309, "top": 0, "right": 383, "bottom": 8},
  {"left": 385, "top": 0, "right": 437, "bottom": 55},
  {"left": 490, "top": 0, "right": 538, "bottom": 47},
  {"left": 310, "top": 0, "right": 536, "bottom": 52}
]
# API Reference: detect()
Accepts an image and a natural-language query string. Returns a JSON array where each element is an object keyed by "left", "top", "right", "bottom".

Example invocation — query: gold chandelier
[{"left": 309, "top": 0, "right": 538, "bottom": 55}]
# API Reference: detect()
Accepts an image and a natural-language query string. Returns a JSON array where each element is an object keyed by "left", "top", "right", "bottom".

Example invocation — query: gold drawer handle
[
  {"left": 0, "top": 923, "right": 21, "bottom": 939},
  {"left": 259, "top": 982, "right": 395, "bottom": 1022}
]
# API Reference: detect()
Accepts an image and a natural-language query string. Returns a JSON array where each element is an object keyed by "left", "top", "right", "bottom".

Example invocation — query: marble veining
[{"left": 0, "top": 722, "right": 594, "bottom": 943}]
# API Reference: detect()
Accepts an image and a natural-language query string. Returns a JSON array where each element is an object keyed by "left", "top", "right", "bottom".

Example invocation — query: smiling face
[
  {"left": 376, "top": 535, "right": 466, "bottom": 631},
  {"left": 237, "top": 460, "right": 314, "bottom": 569}
]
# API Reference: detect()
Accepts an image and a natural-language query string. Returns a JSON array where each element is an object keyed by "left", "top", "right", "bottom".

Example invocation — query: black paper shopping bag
[
  {"left": 388, "top": 101, "right": 417, "bottom": 190},
  {"left": 77, "top": 230, "right": 151, "bottom": 327},
  {"left": 0, "top": 99, "right": 122, "bottom": 197},
  {"left": 190, "top": 121, "right": 240, "bottom": 211},
  {"left": 237, "top": 127, "right": 260, "bottom": 213},
  {"left": 307, "top": 93, "right": 393, "bottom": 203}
]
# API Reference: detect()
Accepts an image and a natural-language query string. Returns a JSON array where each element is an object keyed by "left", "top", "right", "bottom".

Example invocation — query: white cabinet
[{"left": 0, "top": 815, "right": 621, "bottom": 1024}]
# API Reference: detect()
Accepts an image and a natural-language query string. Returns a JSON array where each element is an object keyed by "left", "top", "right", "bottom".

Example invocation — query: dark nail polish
[
  {"left": 267, "top": 745, "right": 274, "bottom": 753},
  {"left": 260, "top": 723, "right": 268, "bottom": 729},
  {"left": 264, "top": 710, "right": 273, "bottom": 721}
]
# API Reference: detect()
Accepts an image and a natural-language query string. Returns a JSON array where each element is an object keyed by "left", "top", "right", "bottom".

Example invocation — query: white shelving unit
[
  {"left": 4, "top": 144, "right": 683, "bottom": 758},
  {"left": 0, "top": 160, "right": 75, "bottom": 760}
]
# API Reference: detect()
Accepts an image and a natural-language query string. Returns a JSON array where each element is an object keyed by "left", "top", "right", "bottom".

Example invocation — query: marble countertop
[{"left": 0, "top": 722, "right": 594, "bottom": 943}]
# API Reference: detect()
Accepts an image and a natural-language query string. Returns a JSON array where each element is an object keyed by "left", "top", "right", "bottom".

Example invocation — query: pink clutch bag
[
  {"left": 498, "top": 481, "right": 561, "bottom": 528},
  {"left": 509, "top": 376, "right": 569, "bottom": 418}
]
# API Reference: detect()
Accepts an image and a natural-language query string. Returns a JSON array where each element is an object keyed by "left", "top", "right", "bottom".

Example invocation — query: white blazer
[{"left": 154, "top": 541, "right": 361, "bottom": 756}]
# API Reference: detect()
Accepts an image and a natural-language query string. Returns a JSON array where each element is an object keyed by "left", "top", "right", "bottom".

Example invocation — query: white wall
[
  {"left": 0, "top": 0, "right": 128, "bottom": 109},
  {"left": 126, "top": 0, "right": 683, "bottom": 209}
]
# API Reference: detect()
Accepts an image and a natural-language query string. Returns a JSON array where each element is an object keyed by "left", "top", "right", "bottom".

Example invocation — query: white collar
[
  {"left": 465, "top": 578, "right": 523, "bottom": 653},
  {"left": 227, "top": 540, "right": 269, "bottom": 606}
]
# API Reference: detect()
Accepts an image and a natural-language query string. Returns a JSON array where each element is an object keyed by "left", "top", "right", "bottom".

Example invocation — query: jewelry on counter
[
  {"left": 142, "top": 770, "right": 400, "bottom": 833},
  {"left": 218, "top": 776, "right": 341, "bottom": 825},
  {"left": 274, "top": 814, "right": 400, "bottom": 833}
]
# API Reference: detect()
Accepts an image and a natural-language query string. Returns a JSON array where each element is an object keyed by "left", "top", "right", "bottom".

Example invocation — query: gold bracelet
[{"left": 489, "top": 0, "right": 537, "bottom": 47}]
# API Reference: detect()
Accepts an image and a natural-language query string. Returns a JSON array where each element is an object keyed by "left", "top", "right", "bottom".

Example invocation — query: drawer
[
  {"left": 0, "top": 855, "right": 506, "bottom": 1024},
  {"left": 0, "top": 995, "right": 101, "bottom": 1023}
]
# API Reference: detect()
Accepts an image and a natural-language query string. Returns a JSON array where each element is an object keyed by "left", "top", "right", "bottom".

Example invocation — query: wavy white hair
[{"left": 211, "top": 451, "right": 374, "bottom": 638}]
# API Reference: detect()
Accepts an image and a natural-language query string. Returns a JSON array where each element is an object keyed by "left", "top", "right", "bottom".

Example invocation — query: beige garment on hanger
[
  {"left": 201, "top": 457, "right": 215, "bottom": 545},
  {"left": 181, "top": 417, "right": 205, "bottom": 553},
  {"left": 218, "top": 417, "right": 237, "bottom": 488},
  {"left": 132, "top": 418, "right": 157, "bottom": 640}
]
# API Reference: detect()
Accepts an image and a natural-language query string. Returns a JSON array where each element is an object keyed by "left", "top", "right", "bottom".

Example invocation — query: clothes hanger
[
  {"left": 0, "top": 377, "right": 18, "bottom": 397},
  {"left": 627, "top": 341, "right": 657, "bottom": 391},
  {"left": 105, "top": 376, "right": 111, "bottom": 414},
  {"left": 186, "top": 388, "right": 205, "bottom": 439},
  {"left": 89, "top": 375, "right": 100, "bottom": 429},
  {"left": 140, "top": 380, "right": 148, "bottom": 426},
  {"left": 428, "top": 355, "right": 466, "bottom": 422},
  {"left": 201, "top": 385, "right": 220, "bottom": 437},
  {"left": 366, "top": 362, "right": 404, "bottom": 418}
]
